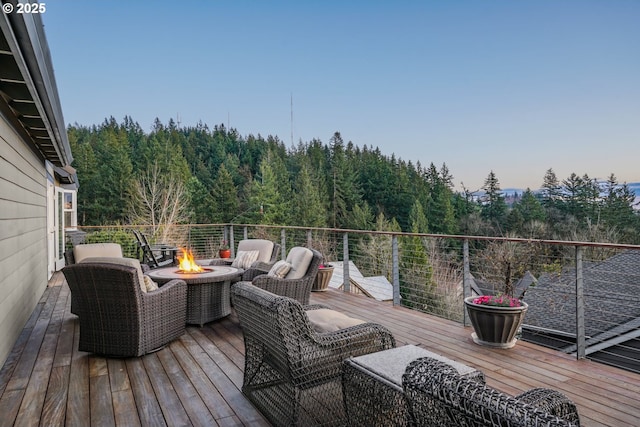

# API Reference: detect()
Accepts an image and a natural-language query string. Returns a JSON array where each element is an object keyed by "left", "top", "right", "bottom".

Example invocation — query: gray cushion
[
  {"left": 79, "top": 256, "right": 147, "bottom": 293},
  {"left": 237, "top": 239, "right": 275, "bottom": 263},
  {"left": 285, "top": 247, "right": 313, "bottom": 279},
  {"left": 306, "top": 308, "right": 366, "bottom": 333},
  {"left": 73, "top": 243, "right": 123, "bottom": 263}
]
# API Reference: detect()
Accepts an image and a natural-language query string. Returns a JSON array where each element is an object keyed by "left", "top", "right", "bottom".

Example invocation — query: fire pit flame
[{"left": 177, "top": 248, "right": 204, "bottom": 273}]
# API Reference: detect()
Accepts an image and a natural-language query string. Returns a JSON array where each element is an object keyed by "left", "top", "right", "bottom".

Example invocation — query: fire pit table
[{"left": 147, "top": 265, "right": 242, "bottom": 326}]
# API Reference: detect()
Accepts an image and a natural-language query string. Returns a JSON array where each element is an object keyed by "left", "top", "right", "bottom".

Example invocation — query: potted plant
[
  {"left": 218, "top": 240, "right": 231, "bottom": 259},
  {"left": 464, "top": 239, "right": 532, "bottom": 349},
  {"left": 464, "top": 294, "right": 528, "bottom": 348},
  {"left": 312, "top": 259, "right": 334, "bottom": 292}
]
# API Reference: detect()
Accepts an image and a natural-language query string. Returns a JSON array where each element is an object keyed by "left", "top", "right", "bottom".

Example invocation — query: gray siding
[{"left": 0, "top": 115, "right": 48, "bottom": 366}]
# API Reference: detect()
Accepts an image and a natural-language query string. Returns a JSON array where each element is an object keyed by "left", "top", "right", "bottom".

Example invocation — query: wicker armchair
[
  {"left": 231, "top": 281, "right": 396, "bottom": 427},
  {"left": 402, "top": 357, "right": 581, "bottom": 427},
  {"left": 210, "top": 239, "right": 281, "bottom": 280},
  {"left": 245, "top": 247, "right": 322, "bottom": 305},
  {"left": 63, "top": 243, "right": 124, "bottom": 315},
  {"left": 62, "top": 262, "right": 187, "bottom": 357}
]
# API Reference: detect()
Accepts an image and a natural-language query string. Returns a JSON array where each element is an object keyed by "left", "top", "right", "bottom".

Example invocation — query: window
[{"left": 63, "top": 190, "right": 77, "bottom": 230}]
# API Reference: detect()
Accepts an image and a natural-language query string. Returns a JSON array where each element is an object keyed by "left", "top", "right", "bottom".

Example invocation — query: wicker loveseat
[
  {"left": 402, "top": 357, "right": 581, "bottom": 427},
  {"left": 62, "top": 261, "right": 187, "bottom": 357},
  {"left": 231, "top": 281, "right": 396, "bottom": 426}
]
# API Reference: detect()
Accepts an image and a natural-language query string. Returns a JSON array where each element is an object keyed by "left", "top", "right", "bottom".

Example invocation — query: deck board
[{"left": 0, "top": 272, "right": 638, "bottom": 426}]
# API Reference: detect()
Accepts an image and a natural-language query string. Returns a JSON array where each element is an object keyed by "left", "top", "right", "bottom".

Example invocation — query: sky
[{"left": 42, "top": 0, "right": 640, "bottom": 191}]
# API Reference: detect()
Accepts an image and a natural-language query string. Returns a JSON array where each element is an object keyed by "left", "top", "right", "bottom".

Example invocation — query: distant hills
[
  {"left": 500, "top": 182, "right": 640, "bottom": 196},
  {"left": 480, "top": 182, "right": 640, "bottom": 209}
]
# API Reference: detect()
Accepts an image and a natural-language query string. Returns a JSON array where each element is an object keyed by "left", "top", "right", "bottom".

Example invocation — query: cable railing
[{"left": 68, "top": 223, "right": 640, "bottom": 373}]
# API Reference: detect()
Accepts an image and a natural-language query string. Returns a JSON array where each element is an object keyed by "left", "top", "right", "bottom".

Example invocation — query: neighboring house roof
[
  {"left": 523, "top": 250, "right": 640, "bottom": 372},
  {"left": 470, "top": 271, "right": 536, "bottom": 300},
  {"left": 327, "top": 261, "right": 393, "bottom": 301},
  {"left": 0, "top": 9, "right": 74, "bottom": 174}
]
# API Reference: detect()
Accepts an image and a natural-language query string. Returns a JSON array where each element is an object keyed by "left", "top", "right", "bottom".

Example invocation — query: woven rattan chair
[
  {"left": 244, "top": 247, "right": 322, "bottom": 305},
  {"left": 64, "top": 243, "right": 124, "bottom": 315},
  {"left": 62, "top": 262, "right": 187, "bottom": 357},
  {"left": 402, "top": 357, "right": 581, "bottom": 427},
  {"left": 210, "top": 239, "right": 281, "bottom": 280},
  {"left": 231, "top": 281, "right": 396, "bottom": 426}
]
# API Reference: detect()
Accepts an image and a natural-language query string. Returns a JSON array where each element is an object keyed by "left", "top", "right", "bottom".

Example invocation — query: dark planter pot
[
  {"left": 219, "top": 249, "right": 231, "bottom": 259},
  {"left": 312, "top": 266, "right": 334, "bottom": 291},
  {"left": 464, "top": 296, "right": 528, "bottom": 349}
]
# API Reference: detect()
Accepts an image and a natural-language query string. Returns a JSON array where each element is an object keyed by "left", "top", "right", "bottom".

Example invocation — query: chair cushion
[
  {"left": 237, "top": 239, "right": 275, "bottom": 263},
  {"left": 285, "top": 247, "right": 314, "bottom": 279},
  {"left": 73, "top": 243, "right": 123, "bottom": 263},
  {"left": 268, "top": 260, "right": 292, "bottom": 278},
  {"left": 143, "top": 275, "right": 159, "bottom": 292},
  {"left": 306, "top": 308, "right": 366, "bottom": 333},
  {"left": 232, "top": 250, "right": 260, "bottom": 269},
  {"left": 79, "top": 256, "right": 147, "bottom": 293}
]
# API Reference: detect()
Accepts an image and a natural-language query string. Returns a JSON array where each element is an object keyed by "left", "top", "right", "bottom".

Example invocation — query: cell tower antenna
[
  {"left": 176, "top": 113, "right": 181, "bottom": 127},
  {"left": 290, "top": 92, "right": 294, "bottom": 147}
]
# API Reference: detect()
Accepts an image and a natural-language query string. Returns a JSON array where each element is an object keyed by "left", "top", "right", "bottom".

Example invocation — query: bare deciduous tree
[{"left": 129, "top": 163, "right": 190, "bottom": 244}]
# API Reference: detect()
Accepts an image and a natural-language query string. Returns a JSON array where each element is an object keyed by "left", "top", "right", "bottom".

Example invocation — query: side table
[{"left": 342, "top": 344, "right": 484, "bottom": 426}]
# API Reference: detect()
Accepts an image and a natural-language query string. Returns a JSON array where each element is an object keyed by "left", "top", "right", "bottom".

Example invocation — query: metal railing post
[
  {"left": 463, "top": 239, "right": 471, "bottom": 326},
  {"left": 281, "top": 229, "right": 286, "bottom": 259},
  {"left": 392, "top": 235, "right": 400, "bottom": 306},
  {"left": 343, "top": 232, "right": 350, "bottom": 293},
  {"left": 575, "top": 246, "right": 586, "bottom": 359},
  {"left": 306, "top": 229, "right": 312, "bottom": 248},
  {"left": 229, "top": 225, "right": 235, "bottom": 258},
  {"left": 243, "top": 226, "right": 248, "bottom": 240}
]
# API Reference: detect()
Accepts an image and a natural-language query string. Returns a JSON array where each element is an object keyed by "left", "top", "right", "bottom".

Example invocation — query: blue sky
[{"left": 43, "top": 1, "right": 640, "bottom": 190}]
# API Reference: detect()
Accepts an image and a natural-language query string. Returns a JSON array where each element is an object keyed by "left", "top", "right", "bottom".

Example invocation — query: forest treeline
[{"left": 68, "top": 117, "right": 640, "bottom": 244}]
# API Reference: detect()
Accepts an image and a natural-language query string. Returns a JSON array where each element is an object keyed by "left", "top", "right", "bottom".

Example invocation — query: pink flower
[{"left": 472, "top": 294, "right": 522, "bottom": 307}]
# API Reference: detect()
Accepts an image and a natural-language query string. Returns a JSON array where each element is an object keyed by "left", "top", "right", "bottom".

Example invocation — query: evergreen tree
[
  {"left": 186, "top": 177, "right": 214, "bottom": 224},
  {"left": 514, "top": 188, "right": 546, "bottom": 224},
  {"left": 601, "top": 174, "right": 638, "bottom": 241},
  {"left": 400, "top": 200, "right": 434, "bottom": 310},
  {"left": 480, "top": 171, "right": 507, "bottom": 231},
  {"left": 329, "top": 132, "right": 362, "bottom": 228},
  {"left": 293, "top": 163, "right": 326, "bottom": 227},
  {"left": 541, "top": 168, "right": 562, "bottom": 206},
  {"left": 94, "top": 123, "right": 134, "bottom": 224},
  {"left": 424, "top": 163, "right": 456, "bottom": 234},
  {"left": 346, "top": 202, "right": 375, "bottom": 230},
  {"left": 247, "top": 150, "right": 291, "bottom": 225},
  {"left": 211, "top": 164, "right": 239, "bottom": 223}
]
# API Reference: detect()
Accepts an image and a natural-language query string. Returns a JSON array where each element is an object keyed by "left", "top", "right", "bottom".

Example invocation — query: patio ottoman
[{"left": 342, "top": 344, "right": 484, "bottom": 426}]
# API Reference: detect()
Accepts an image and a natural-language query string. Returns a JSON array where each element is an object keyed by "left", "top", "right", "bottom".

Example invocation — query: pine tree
[
  {"left": 293, "top": 163, "right": 326, "bottom": 227},
  {"left": 329, "top": 132, "right": 362, "bottom": 228},
  {"left": 481, "top": 171, "right": 507, "bottom": 231},
  {"left": 211, "top": 164, "right": 239, "bottom": 223}
]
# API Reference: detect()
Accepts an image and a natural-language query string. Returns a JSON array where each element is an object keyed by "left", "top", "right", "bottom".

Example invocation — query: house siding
[{"left": 0, "top": 115, "right": 48, "bottom": 366}]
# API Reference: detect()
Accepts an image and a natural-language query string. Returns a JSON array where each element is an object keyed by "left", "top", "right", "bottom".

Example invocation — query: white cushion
[
  {"left": 237, "top": 239, "right": 275, "bottom": 263},
  {"left": 143, "top": 275, "right": 159, "bottom": 292},
  {"left": 232, "top": 250, "right": 260, "bottom": 269},
  {"left": 268, "top": 260, "right": 292, "bottom": 278},
  {"left": 306, "top": 309, "right": 366, "bottom": 333},
  {"left": 79, "top": 256, "right": 147, "bottom": 293},
  {"left": 73, "top": 243, "right": 123, "bottom": 263},
  {"left": 285, "top": 247, "right": 313, "bottom": 279}
]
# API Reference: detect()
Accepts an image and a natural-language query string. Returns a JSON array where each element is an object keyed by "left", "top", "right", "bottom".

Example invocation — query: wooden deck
[{"left": 1, "top": 273, "right": 639, "bottom": 426}]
